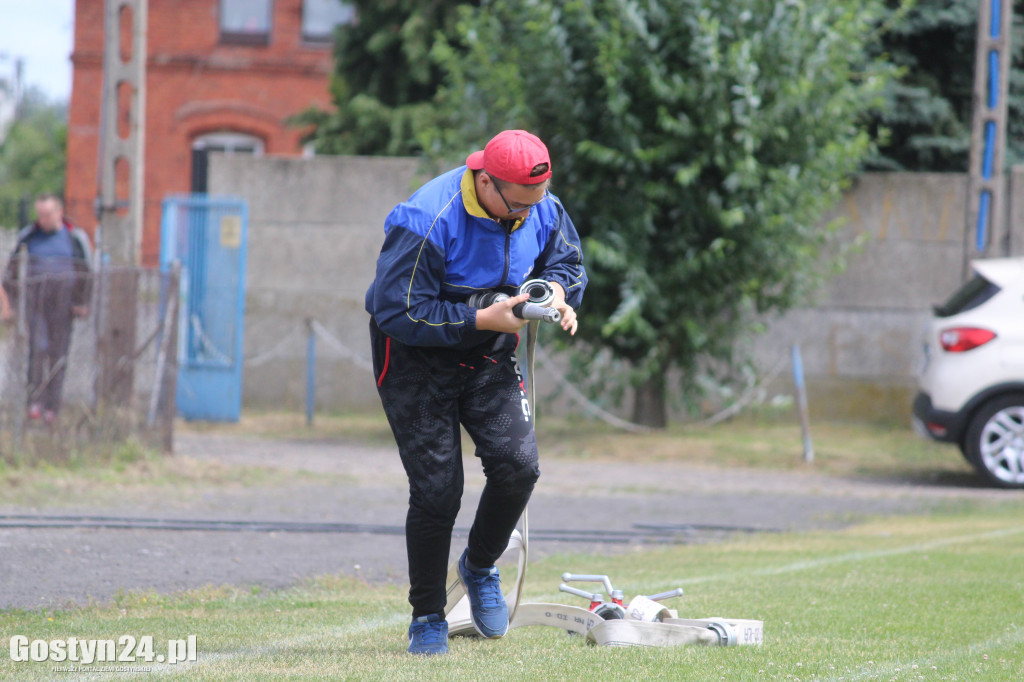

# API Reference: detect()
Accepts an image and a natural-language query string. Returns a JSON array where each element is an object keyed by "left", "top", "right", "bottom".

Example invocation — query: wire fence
[
  {"left": 292, "top": 318, "right": 794, "bottom": 433},
  {"left": 0, "top": 246, "right": 179, "bottom": 460}
]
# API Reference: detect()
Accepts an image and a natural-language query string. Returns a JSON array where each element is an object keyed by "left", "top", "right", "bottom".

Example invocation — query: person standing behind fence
[{"left": 1, "top": 194, "right": 93, "bottom": 424}]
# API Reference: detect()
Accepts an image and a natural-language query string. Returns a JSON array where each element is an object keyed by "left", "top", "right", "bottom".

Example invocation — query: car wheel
[{"left": 963, "top": 394, "right": 1024, "bottom": 489}]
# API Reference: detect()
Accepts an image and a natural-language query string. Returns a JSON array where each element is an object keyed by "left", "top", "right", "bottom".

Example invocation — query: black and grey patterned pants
[{"left": 370, "top": 320, "right": 539, "bottom": 619}]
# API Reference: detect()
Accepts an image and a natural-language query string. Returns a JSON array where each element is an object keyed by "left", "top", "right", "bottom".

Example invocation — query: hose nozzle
[{"left": 467, "top": 279, "right": 562, "bottom": 323}]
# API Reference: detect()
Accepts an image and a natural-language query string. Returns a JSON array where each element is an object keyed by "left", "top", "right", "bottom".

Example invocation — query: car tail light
[{"left": 938, "top": 327, "right": 997, "bottom": 352}]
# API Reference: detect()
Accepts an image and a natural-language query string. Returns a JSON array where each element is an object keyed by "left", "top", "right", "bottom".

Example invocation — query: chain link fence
[{"left": 0, "top": 233, "right": 179, "bottom": 459}]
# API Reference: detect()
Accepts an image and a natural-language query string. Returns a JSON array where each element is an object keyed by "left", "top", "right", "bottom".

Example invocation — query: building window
[
  {"left": 191, "top": 132, "right": 264, "bottom": 193},
  {"left": 302, "top": 0, "right": 355, "bottom": 43},
  {"left": 220, "top": 0, "right": 273, "bottom": 45}
]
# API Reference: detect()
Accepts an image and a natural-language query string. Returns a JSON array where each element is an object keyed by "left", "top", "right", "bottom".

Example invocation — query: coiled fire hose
[{"left": 443, "top": 281, "right": 764, "bottom": 647}]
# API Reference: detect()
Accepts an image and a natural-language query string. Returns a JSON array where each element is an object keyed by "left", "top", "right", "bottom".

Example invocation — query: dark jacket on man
[{"left": 2, "top": 219, "right": 93, "bottom": 308}]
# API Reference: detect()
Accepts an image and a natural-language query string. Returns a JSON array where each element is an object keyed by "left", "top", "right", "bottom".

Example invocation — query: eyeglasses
[{"left": 490, "top": 175, "right": 546, "bottom": 214}]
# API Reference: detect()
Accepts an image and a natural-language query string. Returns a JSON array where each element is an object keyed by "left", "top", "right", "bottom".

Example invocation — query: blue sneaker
[
  {"left": 458, "top": 549, "right": 509, "bottom": 638},
  {"left": 408, "top": 614, "right": 448, "bottom": 655}
]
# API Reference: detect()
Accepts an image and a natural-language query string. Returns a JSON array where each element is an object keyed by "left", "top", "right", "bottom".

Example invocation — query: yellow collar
[{"left": 461, "top": 170, "right": 525, "bottom": 231}]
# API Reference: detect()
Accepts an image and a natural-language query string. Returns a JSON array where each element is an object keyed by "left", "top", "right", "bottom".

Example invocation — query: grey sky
[{"left": 0, "top": 0, "right": 74, "bottom": 102}]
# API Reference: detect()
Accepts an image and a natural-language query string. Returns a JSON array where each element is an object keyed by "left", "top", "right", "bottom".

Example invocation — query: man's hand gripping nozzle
[{"left": 468, "top": 279, "right": 562, "bottom": 324}]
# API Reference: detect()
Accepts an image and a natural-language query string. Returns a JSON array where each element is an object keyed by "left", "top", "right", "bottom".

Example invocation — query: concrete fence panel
[{"left": 208, "top": 154, "right": 1023, "bottom": 422}]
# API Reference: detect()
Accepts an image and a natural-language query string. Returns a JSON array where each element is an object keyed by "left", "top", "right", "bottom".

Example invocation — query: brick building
[{"left": 66, "top": 0, "right": 352, "bottom": 265}]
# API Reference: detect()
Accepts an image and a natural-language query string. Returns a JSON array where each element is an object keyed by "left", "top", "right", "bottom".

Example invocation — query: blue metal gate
[{"left": 159, "top": 195, "right": 248, "bottom": 421}]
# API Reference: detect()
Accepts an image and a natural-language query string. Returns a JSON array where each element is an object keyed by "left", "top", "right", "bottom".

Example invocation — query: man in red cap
[{"left": 366, "top": 130, "right": 587, "bottom": 654}]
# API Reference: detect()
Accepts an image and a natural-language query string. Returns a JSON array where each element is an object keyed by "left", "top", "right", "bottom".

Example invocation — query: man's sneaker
[
  {"left": 458, "top": 549, "right": 509, "bottom": 638},
  {"left": 407, "top": 614, "right": 448, "bottom": 655}
]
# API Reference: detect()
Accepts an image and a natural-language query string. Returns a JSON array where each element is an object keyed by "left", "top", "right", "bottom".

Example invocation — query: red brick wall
[{"left": 67, "top": 0, "right": 336, "bottom": 266}]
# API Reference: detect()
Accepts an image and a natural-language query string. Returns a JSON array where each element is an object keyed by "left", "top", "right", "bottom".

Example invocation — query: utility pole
[
  {"left": 95, "top": 0, "right": 147, "bottom": 410},
  {"left": 963, "top": 0, "right": 1013, "bottom": 272},
  {"left": 96, "top": 0, "right": 147, "bottom": 265}
]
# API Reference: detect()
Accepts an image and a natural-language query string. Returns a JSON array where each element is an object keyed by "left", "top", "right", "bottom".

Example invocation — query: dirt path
[{"left": 0, "top": 432, "right": 1014, "bottom": 611}]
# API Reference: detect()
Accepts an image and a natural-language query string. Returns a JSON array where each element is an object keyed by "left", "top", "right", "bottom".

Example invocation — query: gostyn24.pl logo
[{"left": 9, "top": 635, "right": 197, "bottom": 665}]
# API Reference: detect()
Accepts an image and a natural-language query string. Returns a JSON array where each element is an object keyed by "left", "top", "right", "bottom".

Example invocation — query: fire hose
[
  {"left": 465, "top": 278, "right": 563, "bottom": 324},
  {"left": 442, "top": 281, "right": 765, "bottom": 647}
]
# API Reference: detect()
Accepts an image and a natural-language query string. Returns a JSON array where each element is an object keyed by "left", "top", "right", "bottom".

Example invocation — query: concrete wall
[
  {"left": 754, "top": 169, "right": 1021, "bottom": 420},
  {"left": 210, "top": 153, "right": 1024, "bottom": 421},
  {"left": 208, "top": 154, "right": 425, "bottom": 412},
  {"left": 750, "top": 173, "right": 969, "bottom": 420}
]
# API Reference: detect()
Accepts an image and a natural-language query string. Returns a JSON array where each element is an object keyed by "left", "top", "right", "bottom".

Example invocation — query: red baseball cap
[{"left": 466, "top": 130, "right": 552, "bottom": 185}]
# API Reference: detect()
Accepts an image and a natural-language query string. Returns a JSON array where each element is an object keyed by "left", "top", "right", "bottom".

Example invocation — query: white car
[{"left": 913, "top": 257, "right": 1024, "bottom": 488}]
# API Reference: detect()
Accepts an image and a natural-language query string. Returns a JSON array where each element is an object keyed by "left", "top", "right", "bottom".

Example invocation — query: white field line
[
  {"left": 828, "top": 624, "right": 1024, "bottom": 681},
  {"left": 668, "top": 524, "right": 1024, "bottom": 587}
]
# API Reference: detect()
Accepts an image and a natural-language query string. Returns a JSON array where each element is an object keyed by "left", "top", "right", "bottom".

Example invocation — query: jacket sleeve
[
  {"left": 70, "top": 228, "right": 94, "bottom": 307},
  {"left": 1, "top": 229, "right": 30, "bottom": 304},
  {"left": 533, "top": 205, "right": 587, "bottom": 309},
  {"left": 369, "top": 223, "right": 478, "bottom": 347}
]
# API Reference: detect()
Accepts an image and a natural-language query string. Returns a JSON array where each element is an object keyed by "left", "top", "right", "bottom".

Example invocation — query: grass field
[
  {"left": 2, "top": 503, "right": 1023, "bottom": 680},
  {"left": 2, "top": 415, "right": 1022, "bottom": 680}
]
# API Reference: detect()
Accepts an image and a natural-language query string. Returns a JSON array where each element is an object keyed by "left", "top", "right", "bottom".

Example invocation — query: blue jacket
[{"left": 366, "top": 167, "right": 587, "bottom": 348}]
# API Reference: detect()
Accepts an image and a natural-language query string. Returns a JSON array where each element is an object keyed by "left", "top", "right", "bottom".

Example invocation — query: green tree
[
  {"left": 868, "top": 0, "right": 1024, "bottom": 171},
  {"left": 0, "top": 87, "right": 67, "bottom": 228},
  {"left": 295, "top": 0, "right": 478, "bottom": 156},
  {"left": 431, "top": 0, "right": 894, "bottom": 426}
]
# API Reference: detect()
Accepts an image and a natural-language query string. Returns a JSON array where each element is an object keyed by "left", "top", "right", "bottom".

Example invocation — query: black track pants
[{"left": 370, "top": 320, "right": 539, "bottom": 618}]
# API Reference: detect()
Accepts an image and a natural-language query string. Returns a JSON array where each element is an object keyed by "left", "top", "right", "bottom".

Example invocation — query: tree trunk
[{"left": 631, "top": 372, "right": 668, "bottom": 428}]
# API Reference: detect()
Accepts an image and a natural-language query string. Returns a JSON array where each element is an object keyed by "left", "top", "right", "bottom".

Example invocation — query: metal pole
[
  {"left": 16, "top": 194, "right": 29, "bottom": 229},
  {"left": 790, "top": 345, "right": 814, "bottom": 464},
  {"left": 12, "top": 251, "right": 28, "bottom": 449},
  {"left": 305, "top": 318, "right": 316, "bottom": 427},
  {"left": 147, "top": 265, "right": 179, "bottom": 430}
]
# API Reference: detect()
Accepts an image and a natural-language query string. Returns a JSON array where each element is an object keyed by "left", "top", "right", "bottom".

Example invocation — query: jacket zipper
[{"left": 498, "top": 221, "right": 512, "bottom": 287}]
